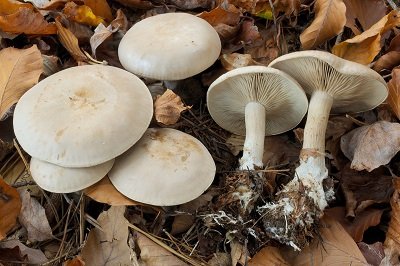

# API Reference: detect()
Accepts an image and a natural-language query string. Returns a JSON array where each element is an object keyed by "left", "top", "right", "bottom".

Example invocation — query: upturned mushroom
[
  {"left": 263, "top": 50, "right": 388, "bottom": 249},
  {"left": 108, "top": 128, "right": 216, "bottom": 206},
  {"left": 207, "top": 66, "right": 308, "bottom": 170},
  {"left": 13, "top": 65, "right": 153, "bottom": 167},
  {"left": 118, "top": 12, "right": 221, "bottom": 82},
  {"left": 30, "top": 158, "right": 114, "bottom": 193}
]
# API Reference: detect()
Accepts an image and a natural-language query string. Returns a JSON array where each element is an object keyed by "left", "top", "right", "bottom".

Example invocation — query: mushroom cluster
[{"left": 13, "top": 65, "right": 154, "bottom": 193}]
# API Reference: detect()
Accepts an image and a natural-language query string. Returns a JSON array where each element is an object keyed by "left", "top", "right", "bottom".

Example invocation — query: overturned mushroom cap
[
  {"left": 118, "top": 12, "right": 221, "bottom": 80},
  {"left": 14, "top": 65, "right": 153, "bottom": 167},
  {"left": 30, "top": 158, "right": 114, "bottom": 193},
  {"left": 207, "top": 66, "right": 308, "bottom": 136},
  {"left": 108, "top": 128, "right": 216, "bottom": 206},
  {"left": 269, "top": 50, "right": 388, "bottom": 113}
]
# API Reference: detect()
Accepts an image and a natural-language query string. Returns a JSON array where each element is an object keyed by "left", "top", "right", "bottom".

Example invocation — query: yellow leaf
[
  {"left": 332, "top": 10, "right": 400, "bottom": 64},
  {"left": 387, "top": 68, "right": 400, "bottom": 120},
  {"left": 154, "top": 89, "right": 190, "bottom": 125},
  {"left": 63, "top": 2, "right": 104, "bottom": 26},
  {"left": 255, "top": 9, "right": 274, "bottom": 20},
  {"left": 300, "top": 0, "right": 346, "bottom": 49},
  {"left": 84, "top": 0, "right": 113, "bottom": 21},
  {"left": 0, "top": 45, "right": 43, "bottom": 119}
]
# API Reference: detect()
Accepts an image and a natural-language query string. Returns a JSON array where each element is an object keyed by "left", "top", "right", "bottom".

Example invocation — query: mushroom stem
[{"left": 239, "top": 102, "right": 266, "bottom": 170}]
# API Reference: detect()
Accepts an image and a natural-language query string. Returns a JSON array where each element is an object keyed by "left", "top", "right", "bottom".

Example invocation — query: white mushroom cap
[
  {"left": 30, "top": 158, "right": 114, "bottom": 193},
  {"left": 108, "top": 128, "right": 216, "bottom": 206},
  {"left": 13, "top": 65, "right": 153, "bottom": 167},
  {"left": 269, "top": 50, "right": 388, "bottom": 113},
  {"left": 207, "top": 66, "right": 308, "bottom": 136},
  {"left": 118, "top": 13, "right": 221, "bottom": 80}
]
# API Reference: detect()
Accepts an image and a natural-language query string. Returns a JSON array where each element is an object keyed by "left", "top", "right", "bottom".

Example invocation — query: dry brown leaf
[
  {"left": 81, "top": 206, "right": 133, "bottom": 265},
  {"left": 136, "top": 231, "right": 187, "bottom": 265},
  {"left": 63, "top": 255, "right": 85, "bottom": 266},
  {"left": 198, "top": 5, "right": 240, "bottom": 26},
  {"left": 288, "top": 215, "right": 367, "bottom": 265},
  {"left": 154, "top": 89, "right": 190, "bottom": 125},
  {"left": 169, "top": 0, "right": 211, "bottom": 9},
  {"left": 344, "top": 0, "right": 387, "bottom": 35},
  {"left": 42, "top": 54, "right": 60, "bottom": 76},
  {"left": 380, "top": 178, "right": 400, "bottom": 265},
  {"left": 0, "top": 45, "right": 42, "bottom": 119},
  {"left": 220, "top": 53, "right": 257, "bottom": 70},
  {"left": 300, "top": 0, "right": 346, "bottom": 49},
  {"left": 358, "top": 242, "right": 384, "bottom": 266},
  {"left": 0, "top": 7, "right": 57, "bottom": 35},
  {"left": 40, "top": 0, "right": 84, "bottom": 10},
  {"left": 90, "top": 23, "right": 117, "bottom": 56},
  {"left": 18, "top": 189, "right": 53, "bottom": 242},
  {"left": 25, "top": 0, "right": 50, "bottom": 8},
  {"left": 231, "top": 241, "right": 249, "bottom": 266},
  {"left": 248, "top": 246, "right": 289, "bottom": 266},
  {"left": 55, "top": 17, "right": 88, "bottom": 62},
  {"left": 84, "top": 0, "right": 112, "bottom": 21},
  {"left": 0, "top": 178, "right": 21, "bottom": 240},
  {"left": 84, "top": 176, "right": 140, "bottom": 206},
  {"left": 387, "top": 68, "right": 400, "bottom": 120},
  {"left": 325, "top": 207, "right": 383, "bottom": 242},
  {"left": 208, "top": 253, "right": 231, "bottom": 266},
  {"left": 63, "top": 2, "right": 104, "bottom": 26},
  {"left": 0, "top": 240, "right": 48, "bottom": 264},
  {"left": 0, "top": 0, "right": 33, "bottom": 15},
  {"left": 114, "top": 0, "right": 153, "bottom": 9},
  {"left": 332, "top": 10, "right": 400, "bottom": 64},
  {"left": 228, "top": 0, "right": 299, "bottom": 15},
  {"left": 373, "top": 51, "right": 400, "bottom": 72},
  {"left": 341, "top": 121, "right": 400, "bottom": 171}
]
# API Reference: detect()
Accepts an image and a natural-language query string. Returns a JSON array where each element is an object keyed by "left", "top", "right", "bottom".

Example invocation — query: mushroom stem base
[{"left": 258, "top": 156, "right": 330, "bottom": 249}]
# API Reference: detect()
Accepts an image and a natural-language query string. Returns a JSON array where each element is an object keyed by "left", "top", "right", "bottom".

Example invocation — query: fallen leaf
[
  {"left": 0, "top": 45, "right": 43, "bottom": 119},
  {"left": 0, "top": 240, "right": 48, "bottom": 264},
  {"left": 208, "top": 252, "right": 231, "bottom": 266},
  {"left": 231, "top": 240, "right": 249, "bottom": 266},
  {"left": 63, "top": 2, "right": 104, "bottom": 26},
  {"left": 300, "top": 0, "right": 346, "bottom": 49},
  {"left": 220, "top": 53, "right": 257, "bottom": 70},
  {"left": 344, "top": 0, "right": 387, "bottom": 34},
  {"left": 288, "top": 215, "right": 367, "bottom": 265},
  {"left": 248, "top": 246, "right": 289, "bottom": 265},
  {"left": 40, "top": 0, "right": 84, "bottom": 10},
  {"left": 154, "top": 89, "right": 190, "bottom": 125},
  {"left": 332, "top": 10, "right": 400, "bottom": 64},
  {"left": 358, "top": 242, "right": 384, "bottom": 266},
  {"left": 136, "top": 231, "right": 187, "bottom": 265},
  {"left": 42, "top": 54, "right": 60, "bottom": 76},
  {"left": 18, "top": 189, "right": 53, "bottom": 242},
  {"left": 0, "top": 0, "right": 33, "bottom": 15},
  {"left": 0, "top": 178, "right": 21, "bottom": 240},
  {"left": 25, "top": 0, "right": 50, "bottom": 8},
  {"left": 341, "top": 121, "right": 400, "bottom": 171},
  {"left": 229, "top": 0, "right": 300, "bottom": 16},
  {"left": 63, "top": 255, "right": 85, "bottom": 266},
  {"left": 373, "top": 51, "right": 400, "bottom": 72},
  {"left": 198, "top": 5, "right": 241, "bottom": 27},
  {"left": 325, "top": 207, "right": 383, "bottom": 242},
  {"left": 168, "top": 0, "right": 211, "bottom": 9},
  {"left": 341, "top": 165, "right": 393, "bottom": 217},
  {"left": 84, "top": 176, "right": 140, "bottom": 206},
  {"left": 387, "top": 68, "right": 400, "bottom": 120},
  {"left": 90, "top": 23, "right": 117, "bottom": 56},
  {"left": 0, "top": 7, "right": 57, "bottom": 35},
  {"left": 380, "top": 177, "right": 400, "bottom": 265},
  {"left": 84, "top": 0, "right": 112, "bottom": 21},
  {"left": 81, "top": 206, "right": 133, "bottom": 265},
  {"left": 113, "top": 0, "right": 153, "bottom": 9}
]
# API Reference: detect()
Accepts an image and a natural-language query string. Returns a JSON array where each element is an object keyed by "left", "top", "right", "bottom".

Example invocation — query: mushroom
[
  {"left": 13, "top": 65, "right": 153, "bottom": 167},
  {"left": 118, "top": 13, "right": 221, "bottom": 82},
  {"left": 108, "top": 128, "right": 216, "bottom": 206},
  {"left": 207, "top": 66, "right": 308, "bottom": 170},
  {"left": 30, "top": 158, "right": 114, "bottom": 193},
  {"left": 263, "top": 50, "right": 388, "bottom": 249}
]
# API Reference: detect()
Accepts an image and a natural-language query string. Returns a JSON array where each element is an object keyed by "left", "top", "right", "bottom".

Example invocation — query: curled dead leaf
[
  {"left": 154, "top": 89, "right": 190, "bottom": 125},
  {"left": 63, "top": 2, "right": 104, "bottom": 26},
  {"left": 220, "top": 53, "right": 257, "bottom": 70},
  {"left": 0, "top": 178, "right": 21, "bottom": 240}
]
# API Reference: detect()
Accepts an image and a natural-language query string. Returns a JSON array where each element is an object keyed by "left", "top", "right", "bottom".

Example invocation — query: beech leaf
[
  {"left": 63, "top": 2, "right": 104, "bottom": 26},
  {"left": 55, "top": 18, "right": 88, "bottom": 62},
  {"left": 344, "top": 0, "right": 387, "bottom": 34},
  {"left": 81, "top": 206, "right": 133, "bottom": 265},
  {"left": 220, "top": 53, "right": 257, "bottom": 71},
  {"left": 341, "top": 121, "right": 400, "bottom": 172},
  {"left": 0, "top": 0, "right": 33, "bottom": 15},
  {"left": 332, "top": 10, "right": 400, "bottom": 64},
  {"left": 300, "top": 0, "right": 346, "bottom": 49},
  {"left": 84, "top": 0, "right": 113, "bottom": 21},
  {"left": 154, "top": 89, "right": 190, "bottom": 125},
  {"left": 387, "top": 68, "right": 400, "bottom": 120},
  {"left": 248, "top": 246, "right": 290, "bottom": 265},
  {"left": 0, "top": 240, "right": 48, "bottom": 264},
  {"left": 0, "top": 45, "right": 43, "bottom": 119},
  {"left": 0, "top": 178, "right": 21, "bottom": 240}
]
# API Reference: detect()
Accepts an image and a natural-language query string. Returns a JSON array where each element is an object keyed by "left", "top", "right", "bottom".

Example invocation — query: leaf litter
[{"left": 1, "top": 0, "right": 400, "bottom": 265}]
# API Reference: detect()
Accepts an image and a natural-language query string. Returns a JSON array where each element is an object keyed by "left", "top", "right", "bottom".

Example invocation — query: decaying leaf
[
  {"left": 341, "top": 121, "right": 400, "bottom": 171},
  {"left": 387, "top": 68, "right": 400, "bottom": 120},
  {"left": 136, "top": 231, "right": 187, "bottom": 265},
  {"left": 0, "top": 239, "right": 48, "bottom": 264},
  {"left": 380, "top": 178, "right": 400, "bottom": 266},
  {"left": 248, "top": 246, "right": 289, "bottom": 265},
  {"left": 81, "top": 206, "right": 133, "bottom": 265},
  {"left": 374, "top": 35, "right": 400, "bottom": 72},
  {"left": 154, "top": 89, "right": 190, "bottom": 125},
  {"left": 208, "top": 253, "right": 231, "bottom": 266},
  {"left": 0, "top": 178, "right": 21, "bottom": 240},
  {"left": 18, "top": 189, "right": 53, "bottom": 242},
  {"left": 42, "top": 54, "right": 60, "bottom": 76},
  {"left": 231, "top": 240, "right": 249, "bottom": 266},
  {"left": 84, "top": 176, "right": 140, "bottom": 206},
  {"left": 90, "top": 23, "right": 117, "bottom": 56},
  {"left": 220, "top": 53, "right": 257, "bottom": 70},
  {"left": 0, "top": 45, "right": 43, "bottom": 119},
  {"left": 288, "top": 215, "right": 367, "bottom": 265},
  {"left": 84, "top": 0, "right": 113, "bottom": 21},
  {"left": 63, "top": 2, "right": 104, "bottom": 26},
  {"left": 333, "top": 10, "right": 400, "bottom": 64},
  {"left": 114, "top": 0, "right": 153, "bottom": 9},
  {"left": 198, "top": 4, "right": 241, "bottom": 27},
  {"left": 300, "top": 0, "right": 346, "bottom": 49},
  {"left": 358, "top": 242, "right": 384, "bottom": 266},
  {"left": 63, "top": 255, "right": 85, "bottom": 266}
]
